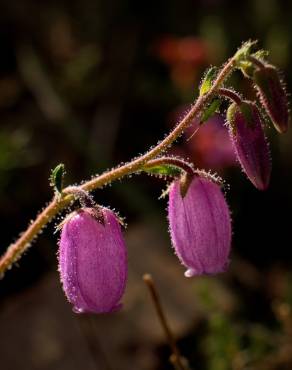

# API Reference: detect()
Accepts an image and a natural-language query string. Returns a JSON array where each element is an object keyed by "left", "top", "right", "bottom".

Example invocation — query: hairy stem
[
  {"left": 144, "top": 156, "right": 195, "bottom": 176},
  {"left": 218, "top": 88, "right": 242, "bottom": 105},
  {"left": 64, "top": 186, "right": 96, "bottom": 208},
  {"left": 0, "top": 54, "right": 236, "bottom": 277}
]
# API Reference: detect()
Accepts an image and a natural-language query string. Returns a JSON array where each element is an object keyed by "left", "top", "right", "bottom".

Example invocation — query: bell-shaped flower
[
  {"left": 58, "top": 207, "right": 127, "bottom": 314},
  {"left": 227, "top": 101, "right": 271, "bottom": 190},
  {"left": 254, "top": 65, "right": 289, "bottom": 133},
  {"left": 168, "top": 175, "right": 232, "bottom": 277}
]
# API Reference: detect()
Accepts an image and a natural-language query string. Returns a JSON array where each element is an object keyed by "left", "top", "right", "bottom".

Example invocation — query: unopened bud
[
  {"left": 58, "top": 207, "right": 127, "bottom": 314},
  {"left": 254, "top": 65, "right": 289, "bottom": 133},
  {"left": 227, "top": 101, "right": 271, "bottom": 190},
  {"left": 168, "top": 175, "right": 232, "bottom": 277}
]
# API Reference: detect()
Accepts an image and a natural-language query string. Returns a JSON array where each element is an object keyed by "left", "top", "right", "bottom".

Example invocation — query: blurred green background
[{"left": 0, "top": 0, "right": 292, "bottom": 369}]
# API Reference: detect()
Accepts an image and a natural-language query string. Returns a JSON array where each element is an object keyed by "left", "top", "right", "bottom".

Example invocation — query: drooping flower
[
  {"left": 253, "top": 65, "right": 289, "bottom": 133},
  {"left": 226, "top": 101, "right": 271, "bottom": 190},
  {"left": 168, "top": 175, "right": 232, "bottom": 277},
  {"left": 58, "top": 207, "right": 127, "bottom": 314}
]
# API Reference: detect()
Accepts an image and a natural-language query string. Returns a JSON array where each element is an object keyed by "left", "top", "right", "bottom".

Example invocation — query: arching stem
[
  {"left": 218, "top": 88, "right": 242, "bottom": 105},
  {"left": 0, "top": 54, "right": 237, "bottom": 277},
  {"left": 144, "top": 157, "right": 195, "bottom": 177}
]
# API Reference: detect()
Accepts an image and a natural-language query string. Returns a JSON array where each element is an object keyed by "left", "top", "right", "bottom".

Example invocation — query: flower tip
[
  {"left": 251, "top": 169, "right": 270, "bottom": 191},
  {"left": 184, "top": 268, "right": 197, "bottom": 278},
  {"left": 72, "top": 302, "right": 123, "bottom": 315},
  {"left": 184, "top": 261, "right": 230, "bottom": 277},
  {"left": 255, "top": 179, "right": 269, "bottom": 191},
  {"left": 72, "top": 306, "right": 86, "bottom": 314},
  {"left": 275, "top": 121, "right": 288, "bottom": 134}
]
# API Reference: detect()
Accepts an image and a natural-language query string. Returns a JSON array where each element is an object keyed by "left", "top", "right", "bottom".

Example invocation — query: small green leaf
[
  {"left": 237, "top": 60, "right": 254, "bottom": 78},
  {"left": 143, "top": 164, "right": 182, "bottom": 177},
  {"left": 200, "top": 98, "right": 221, "bottom": 124},
  {"left": 199, "top": 67, "right": 218, "bottom": 96},
  {"left": 50, "top": 163, "right": 65, "bottom": 194},
  {"left": 234, "top": 41, "right": 269, "bottom": 78},
  {"left": 234, "top": 40, "right": 257, "bottom": 64},
  {"left": 253, "top": 49, "right": 269, "bottom": 60}
]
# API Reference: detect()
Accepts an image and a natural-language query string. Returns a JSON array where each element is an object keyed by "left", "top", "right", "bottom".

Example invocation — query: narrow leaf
[
  {"left": 200, "top": 99, "right": 221, "bottom": 124},
  {"left": 143, "top": 164, "right": 182, "bottom": 177},
  {"left": 252, "top": 49, "right": 269, "bottom": 60},
  {"left": 50, "top": 163, "right": 65, "bottom": 194},
  {"left": 199, "top": 67, "right": 218, "bottom": 96},
  {"left": 234, "top": 40, "right": 257, "bottom": 64}
]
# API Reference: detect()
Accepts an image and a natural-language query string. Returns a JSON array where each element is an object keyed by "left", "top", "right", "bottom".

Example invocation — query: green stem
[{"left": 0, "top": 54, "right": 236, "bottom": 277}]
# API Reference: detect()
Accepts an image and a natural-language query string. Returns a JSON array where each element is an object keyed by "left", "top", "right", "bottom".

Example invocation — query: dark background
[{"left": 0, "top": 0, "right": 292, "bottom": 369}]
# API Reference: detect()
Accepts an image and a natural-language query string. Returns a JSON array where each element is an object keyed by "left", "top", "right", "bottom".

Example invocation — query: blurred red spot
[
  {"left": 154, "top": 36, "right": 208, "bottom": 90},
  {"left": 155, "top": 36, "right": 208, "bottom": 66}
]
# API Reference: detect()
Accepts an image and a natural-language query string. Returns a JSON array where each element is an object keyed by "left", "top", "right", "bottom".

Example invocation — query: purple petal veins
[
  {"left": 59, "top": 208, "right": 127, "bottom": 314},
  {"left": 168, "top": 176, "right": 232, "bottom": 277},
  {"left": 254, "top": 65, "right": 289, "bottom": 133},
  {"left": 227, "top": 101, "right": 271, "bottom": 190}
]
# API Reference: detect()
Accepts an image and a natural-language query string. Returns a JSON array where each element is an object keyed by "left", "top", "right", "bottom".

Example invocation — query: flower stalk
[
  {"left": 143, "top": 156, "right": 195, "bottom": 177},
  {"left": 218, "top": 88, "right": 242, "bottom": 105},
  {"left": 63, "top": 186, "right": 96, "bottom": 208}
]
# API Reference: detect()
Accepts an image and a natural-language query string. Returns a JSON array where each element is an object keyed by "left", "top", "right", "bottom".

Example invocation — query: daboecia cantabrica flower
[
  {"left": 253, "top": 65, "right": 289, "bottom": 133},
  {"left": 58, "top": 207, "right": 127, "bottom": 314},
  {"left": 226, "top": 101, "right": 271, "bottom": 190},
  {"left": 168, "top": 175, "right": 232, "bottom": 277},
  {"left": 0, "top": 41, "right": 289, "bottom": 327}
]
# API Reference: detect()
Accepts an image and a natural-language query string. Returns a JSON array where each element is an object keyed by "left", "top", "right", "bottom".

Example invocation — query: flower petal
[
  {"left": 59, "top": 208, "right": 127, "bottom": 314},
  {"left": 168, "top": 176, "right": 232, "bottom": 276}
]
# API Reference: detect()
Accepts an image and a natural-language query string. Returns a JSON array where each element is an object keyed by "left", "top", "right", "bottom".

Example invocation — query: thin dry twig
[{"left": 143, "top": 273, "right": 190, "bottom": 370}]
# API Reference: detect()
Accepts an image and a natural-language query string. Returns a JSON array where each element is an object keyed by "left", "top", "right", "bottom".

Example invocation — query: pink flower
[
  {"left": 254, "top": 65, "right": 289, "bottom": 133},
  {"left": 58, "top": 207, "right": 127, "bottom": 314},
  {"left": 168, "top": 175, "right": 232, "bottom": 277},
  {"left": 226, "top": 101, "right": 271, "bottom": 190}
]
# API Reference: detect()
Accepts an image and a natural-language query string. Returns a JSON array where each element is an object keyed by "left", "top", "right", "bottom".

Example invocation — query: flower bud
[
  {"left": 168, "top": 175, "right": 232, "bottom": 277},
  {"left": 227, "top": 101, "right": 271, "bottom": 190},
  {"left": 58, "top": 207, "right": 127, "bottom": 314},
  {"left": 253, "top": 65, "right": 289, "bottom": 133}
]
